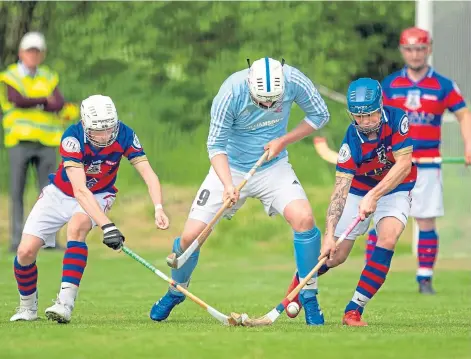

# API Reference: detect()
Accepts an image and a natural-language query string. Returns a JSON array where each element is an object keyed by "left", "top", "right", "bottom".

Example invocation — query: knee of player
[
  {"left": 67, "top": 215, "right": 93, "bottom": 241},
  {"left": 289, "top": 212, "right": 314, "bottom": 232},
  {"left": 180, "top": 220, "right": 210, "bottom": 249},
  {"left": 376, "top": 234, "right": 397, "bottom": 249},
  {"left": 180, "top": 230, "right": 202, "bottom": 250},
  {"left": 416, "top": 218, "right": 436, "bottom": 231},
  {"left": 17, "top": 244, "right": 38, "bottom": 264}
]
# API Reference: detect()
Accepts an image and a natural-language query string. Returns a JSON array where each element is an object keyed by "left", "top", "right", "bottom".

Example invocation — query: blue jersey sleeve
[
  {"left": 335, "top": 129, "right": 358, "bottom": 178},
  {"left": 290, "top": 68, "right": 330, "bottom": 129},
  {"left": 60, "top": 125, "right": 84, "bottom": 168},
  {"left": 122, "top": 124, "right": 147, "bottom": 165},
  {"left": 207, "top": 87, "right": 235, "bottom": 159},
  {"left": 390, "top": 108, "right": 413, "bottom": 157}
]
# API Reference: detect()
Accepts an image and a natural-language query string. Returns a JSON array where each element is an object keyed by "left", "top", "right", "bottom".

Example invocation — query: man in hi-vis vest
[{"left": 0, "top": 32, "right": 66, "bottom": 252}]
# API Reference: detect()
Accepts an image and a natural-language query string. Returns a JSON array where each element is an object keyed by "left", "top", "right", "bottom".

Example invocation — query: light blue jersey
[{"left": 207, "top": 64, "right": 330, "bottom": 172}]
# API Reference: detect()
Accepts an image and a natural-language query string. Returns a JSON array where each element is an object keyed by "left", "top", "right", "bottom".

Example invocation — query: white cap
[{"left": 19, "top": 32, "right": 46, "bottom": 51}]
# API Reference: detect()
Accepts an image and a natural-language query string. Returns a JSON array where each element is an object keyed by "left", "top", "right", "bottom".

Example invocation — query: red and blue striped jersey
[
  {"left": 382, "top": 67, "right": 466, "bottom": 168},
  {"left": 49, "top": 121, "right": 147, "bottom": 197},
  {"left": 336, "top": 106, "right": 417, "bottom": 196}
]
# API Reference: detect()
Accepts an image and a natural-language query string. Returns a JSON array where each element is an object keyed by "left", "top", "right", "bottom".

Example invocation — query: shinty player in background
[{"left": 365, "top": 27, "right": 471, "bottom": 295}]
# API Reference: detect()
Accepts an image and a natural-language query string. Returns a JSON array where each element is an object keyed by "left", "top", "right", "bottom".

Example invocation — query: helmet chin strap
[
  {"left": 249, "top": 92, "right": 282, "bottom": 111},
  {"left": 353, "top": 120, "right": 382, "bottom": 135}
]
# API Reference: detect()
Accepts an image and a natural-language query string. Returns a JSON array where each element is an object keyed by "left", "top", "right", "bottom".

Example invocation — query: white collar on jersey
[{"left": 401, "top": 66, "right": 434, "bottom": 78}]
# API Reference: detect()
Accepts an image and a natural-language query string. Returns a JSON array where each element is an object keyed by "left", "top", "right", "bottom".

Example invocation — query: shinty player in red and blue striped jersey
[
  {"left": 285, "top": 78, "right": 416, "bottom": 326},
  {"left": 365, "top": 27, "right": 471, "bottom": 294},
  {"left": 10, "top": 95, "right": 170, "bottom": 324}
]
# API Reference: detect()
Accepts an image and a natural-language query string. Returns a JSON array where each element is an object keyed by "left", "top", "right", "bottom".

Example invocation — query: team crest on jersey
[
  {"left": 399, "top": 115, "right": 409, "bottom": 136},
  {"left": 133, "top": 133, "right": 142, "bottom": 149},
  {"left": 405, "top": 90, "right": 421, "bottom": 111},
  {"left": 86, "top": 178, "right": 98, "bottom": 189},
  {"left": 338, "top": 143, "right": 351, "bottom": 164},
  {"left": 86, "top": 163, "right": 101, "bottom": 175},
  {"left": 376, "top": 144, "right": 388, "bottom": 164},
  {"left": 62, "top": 136, "right": 81, "bottom": 153}
]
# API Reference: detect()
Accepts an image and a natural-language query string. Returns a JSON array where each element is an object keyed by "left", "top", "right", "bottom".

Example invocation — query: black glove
[{"left": 102, "top": 222, "right": 125, "bottom": 250}]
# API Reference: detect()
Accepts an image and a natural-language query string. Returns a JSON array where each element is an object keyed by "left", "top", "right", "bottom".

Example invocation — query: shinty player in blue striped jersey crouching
[{"left": 284, "top": 78, "right": 417, "bottom": 326}]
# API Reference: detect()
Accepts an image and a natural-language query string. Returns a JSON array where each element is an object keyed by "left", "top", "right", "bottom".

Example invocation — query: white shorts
[
  {"left": 23, "top": 184, "right": 116, "bottom": 247},
  {"left": 189, "top": 157, "right": 308, "bottom": 224},
  {"left": 334, "top": 191, "right": 412, "bottom": 240},
  {"left": 410, "top": 167, "right": 444, "bottom": 218}
]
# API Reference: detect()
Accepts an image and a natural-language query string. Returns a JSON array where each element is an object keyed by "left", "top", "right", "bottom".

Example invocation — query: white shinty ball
[{"left": 286, "top": 302, "right": 300, "bottom": 317}]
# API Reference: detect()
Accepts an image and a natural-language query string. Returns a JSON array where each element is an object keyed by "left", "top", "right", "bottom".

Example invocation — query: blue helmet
[
  {"left": 346, "top": 78, "right": 382, "bottom": 115},
  {"left": 346, "top": 78, "right": 383, "bottom": 134}
]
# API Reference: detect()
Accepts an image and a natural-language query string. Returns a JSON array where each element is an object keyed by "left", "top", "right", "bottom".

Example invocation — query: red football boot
[{"left": 342, "top": 310, "right": 368, "bottom": 326}]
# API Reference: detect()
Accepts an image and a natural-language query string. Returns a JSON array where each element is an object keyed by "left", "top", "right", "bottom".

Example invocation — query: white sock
[
  {"left": 20, "top": 291, "right": 38, "bottom": 308},
  {"left": 58, "top": 282, "right": 78, "bottom": 306}
]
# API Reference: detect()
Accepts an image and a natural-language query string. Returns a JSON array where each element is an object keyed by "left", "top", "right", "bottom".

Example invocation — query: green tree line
[{"left": 0, "top": 1, "right": 414, "bottom": 193}]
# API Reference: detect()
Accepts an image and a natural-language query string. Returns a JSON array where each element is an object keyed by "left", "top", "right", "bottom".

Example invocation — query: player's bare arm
[
  {"left": 66, "top": 165, "right": 124, "bottom": 251},
  {"left": 359, "top": 151, "right": 413, "bottom": 220},
  {"left": 454, "top": 107, "right": 471, "bottom": 165},
  {"left": 320, "top": 174, "right": 353, "bottom": 259},
  {"left": 211, "top": 153, "right": 239, "bottom": 204},
  {"left": 264, "top": 121, "right": 315, "bottom": 160},
  {"left": 133, "top": 160, "right": 169, "bottom": 230},
  {"left": 65, "top": 166, "right": 113, "bottom": 228}
]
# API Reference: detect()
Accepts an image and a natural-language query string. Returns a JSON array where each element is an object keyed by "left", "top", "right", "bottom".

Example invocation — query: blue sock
[
  {"left": 294, "top": 226, "right": 321, "bottom": 299},
  {"left": 170, "top": 237, "right": 199, "bottom": 297}
]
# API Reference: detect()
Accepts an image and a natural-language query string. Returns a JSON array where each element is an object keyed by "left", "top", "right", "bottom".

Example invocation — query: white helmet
[
  {"left": 81, "top": 95, "right": 119, "bottom": 147},
  {"left": 247, "top": 57, "right": 285, "bottom": 110}
]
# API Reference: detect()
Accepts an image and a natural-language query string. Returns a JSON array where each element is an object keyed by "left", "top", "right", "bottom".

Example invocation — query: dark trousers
[{"left": 8, "top": 141, "right": 57, "bottom": 249}]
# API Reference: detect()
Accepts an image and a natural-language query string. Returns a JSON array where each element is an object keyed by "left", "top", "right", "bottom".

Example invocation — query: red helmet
[{"left": 399, "top": 27, "right": 431, "bottom": 46}]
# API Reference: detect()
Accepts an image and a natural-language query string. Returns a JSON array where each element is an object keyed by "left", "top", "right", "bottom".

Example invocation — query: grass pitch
[{"left": 0, "top": 245, "right": 470, "bottom": 359}]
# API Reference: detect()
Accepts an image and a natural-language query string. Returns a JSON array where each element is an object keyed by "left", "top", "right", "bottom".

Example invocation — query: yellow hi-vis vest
[{"left": 0, "top": 63, "right": 64, "bottom": 148}]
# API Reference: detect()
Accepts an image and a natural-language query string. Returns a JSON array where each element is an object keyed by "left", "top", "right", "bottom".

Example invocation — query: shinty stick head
[
  {"left": 230, "top": 312, "right": 273, "bottom": 327},
  {"left": 165, "top": 252, "right": 178, "bottom": 268},
  {"left": 227, "top": 314, "right": 243, "bottom": 326}
]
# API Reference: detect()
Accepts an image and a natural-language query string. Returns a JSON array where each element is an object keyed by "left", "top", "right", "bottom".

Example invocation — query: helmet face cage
[
  {"left": 347, "top": 107, "right": 383, "bottom": 135},
  {"left": 83, "top": 120, "right": 119, "bottom": 148},
  {"left": 81, "top": 97, "right": 119, "bottom": 147},
  {"left": 247, "top": 57, "right": 285, "bottom": 111},
  {"left": 247, "top": 85, "right": 284, "bottom": 111}
]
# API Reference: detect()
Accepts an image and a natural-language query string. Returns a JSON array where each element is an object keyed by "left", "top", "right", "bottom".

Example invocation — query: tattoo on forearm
[{"left": 325, "top": 176, "right": 352, "bottom": 233}]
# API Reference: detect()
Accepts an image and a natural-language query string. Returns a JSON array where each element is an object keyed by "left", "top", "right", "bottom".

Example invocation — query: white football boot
[
  {"left": 45, "top": 296, "right": 73, "bottom": 324},
  {"left": 10, "top": 292, "right": 38, "bottom": 322}
]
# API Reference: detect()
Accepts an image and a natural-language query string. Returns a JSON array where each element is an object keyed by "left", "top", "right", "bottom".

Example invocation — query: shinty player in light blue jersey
[
  {"left": 207, "top": 58, "right": 330, "bottom": 173},
  {"left": 150, "top": 57, "right": 330, "bottom": 326}
]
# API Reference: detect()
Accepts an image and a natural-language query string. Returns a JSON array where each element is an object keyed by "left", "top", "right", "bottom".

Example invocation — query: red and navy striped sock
[
  {"left": 62, "top": 241, "right": 88, "bottom": 287},
  {"left": 14, "top": 256, "right": 38, "bottom": 297},
  {"left": 417, "top": 230, "right": 438, "bottom": 282},
  {"left": 345, "top": 246, "right": 394, "bottom": 314},
  {"left": 365, "top": 228, "right": 378, "bottom": 263}
]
